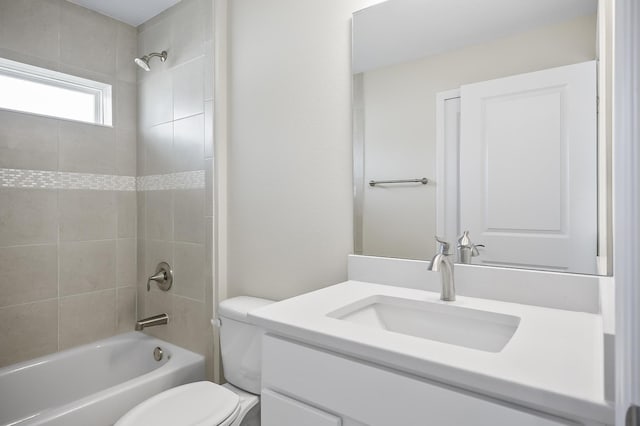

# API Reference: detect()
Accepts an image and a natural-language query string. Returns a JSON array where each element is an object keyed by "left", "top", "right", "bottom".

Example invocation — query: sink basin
[{"left": 327, "top": 295, "right": 520, "bottom": 352}]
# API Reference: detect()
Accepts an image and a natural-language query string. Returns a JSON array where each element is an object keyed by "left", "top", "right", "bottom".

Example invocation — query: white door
[{"left": 459, "top": 61, "right": 597, "bottom": 274}]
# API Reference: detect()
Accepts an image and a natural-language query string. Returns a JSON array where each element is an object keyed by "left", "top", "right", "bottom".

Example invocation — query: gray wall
[
  {"left": 0, "top": 0, "right": 137, "bottom": 367},
  {"left": 136, "top": 0, "right": 215, "bottom": 376}
]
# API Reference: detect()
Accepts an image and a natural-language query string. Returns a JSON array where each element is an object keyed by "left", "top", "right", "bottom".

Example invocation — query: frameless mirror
[{"left": 352, "top": 0, "right": 612, "bottom": 276}]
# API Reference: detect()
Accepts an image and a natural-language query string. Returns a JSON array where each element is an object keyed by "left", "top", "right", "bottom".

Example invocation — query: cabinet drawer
[
  {"left": 262, "top": 335, "right": 577, "bottom": 426},
  {"left": 262, "top": 389, "right": 341, "bottom": 426}
]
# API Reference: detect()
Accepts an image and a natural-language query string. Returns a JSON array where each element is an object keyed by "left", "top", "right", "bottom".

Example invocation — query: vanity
[
  {"left": 250, "top": 256, "right": 614, "bottom": 426},
  {"left": 250, "top": 0, "right": 614, "bottom": 424}
]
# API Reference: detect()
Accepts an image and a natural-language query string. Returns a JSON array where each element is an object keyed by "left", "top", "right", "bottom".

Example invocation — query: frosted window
[{"left": 0, "top": 57, "right": 112, "bottom": 126}]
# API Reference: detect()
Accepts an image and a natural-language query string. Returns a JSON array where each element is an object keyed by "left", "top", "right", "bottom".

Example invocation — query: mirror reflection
[{"left": 352, "top": 0, "right": 610, "bottom": 275}]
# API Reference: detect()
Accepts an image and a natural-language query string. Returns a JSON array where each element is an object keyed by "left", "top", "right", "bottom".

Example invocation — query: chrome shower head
[{"left": 134, "top": 51, "right": 168, "bottom": 71}]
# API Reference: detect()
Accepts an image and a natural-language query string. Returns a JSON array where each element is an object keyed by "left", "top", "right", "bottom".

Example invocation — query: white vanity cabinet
[{"left": 261, "top": 335, "right": 604, "bottom": 426}]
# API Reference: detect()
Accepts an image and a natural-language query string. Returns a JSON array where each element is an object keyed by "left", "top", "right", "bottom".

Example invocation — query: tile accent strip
[
  {"left": 0, "top": 168, "right": 136, "bottom": 191},
  {"left": 136, "top": 170, "right": 205, "bottom": 191},
  {"left": 0, "top": 169, "right": 205, "bottom": 191}
]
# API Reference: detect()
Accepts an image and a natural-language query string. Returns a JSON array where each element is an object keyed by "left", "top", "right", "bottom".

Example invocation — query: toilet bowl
[{"left": 115, "top": 296, "right": 274, "bottom": 426}]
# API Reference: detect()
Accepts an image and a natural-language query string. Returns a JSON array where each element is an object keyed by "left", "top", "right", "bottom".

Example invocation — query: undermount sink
[{"left": 327, "top": 295, "right": 520, "bottom": 352}]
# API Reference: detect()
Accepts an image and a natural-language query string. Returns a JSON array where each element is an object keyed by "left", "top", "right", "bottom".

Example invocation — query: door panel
[{"left": 459, "top": 61, "right": 597, "bottom": 273}]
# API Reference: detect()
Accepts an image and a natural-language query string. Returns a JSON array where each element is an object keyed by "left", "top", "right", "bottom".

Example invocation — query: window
[{"left": 0, "top": 57, "right": 112, "bottom": 126}]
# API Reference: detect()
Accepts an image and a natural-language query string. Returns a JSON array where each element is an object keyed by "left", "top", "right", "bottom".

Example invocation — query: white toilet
[{"left": 116, "top": 296, "right": 274, "bottom": 426}]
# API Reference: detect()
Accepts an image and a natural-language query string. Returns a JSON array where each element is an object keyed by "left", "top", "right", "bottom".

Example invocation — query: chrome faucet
[
  {"left": 135, "top": 313, "right": 169, "bottom": 331},
  {"left": 457, "top": 231, "right": 484, "bottom": 264},
  {"left": 428, "top": 237, "right": 455, "bottom": 301}
]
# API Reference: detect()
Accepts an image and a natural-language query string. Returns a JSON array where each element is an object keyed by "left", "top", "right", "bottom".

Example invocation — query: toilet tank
[{"left": 218, "top": 296, "right": 274, "bottom": 394}]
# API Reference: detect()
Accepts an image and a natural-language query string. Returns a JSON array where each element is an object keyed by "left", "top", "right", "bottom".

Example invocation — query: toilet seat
[{"left": 115, "top": 381, "right": 240, "bottom": 426}]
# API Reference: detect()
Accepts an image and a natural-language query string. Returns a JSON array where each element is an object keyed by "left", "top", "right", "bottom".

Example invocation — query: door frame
[
  {"left": 435, "top": 89, "right": 461, "bottom": 247},
  {"left": 614, "top": 0, "right": 640, "bottom": 423}
]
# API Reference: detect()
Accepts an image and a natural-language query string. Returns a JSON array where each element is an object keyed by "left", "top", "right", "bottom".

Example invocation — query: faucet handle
[
  {"left": 471, "top": 244, "right": 485, "bottom": 256},
  {"left": 147, "top": 262, "right": 173, "bottom": 292},
  {"left": 435, "top": 236, "right": 450, "bottom": 254}
]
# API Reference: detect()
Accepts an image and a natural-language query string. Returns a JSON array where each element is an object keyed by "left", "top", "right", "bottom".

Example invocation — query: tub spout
[{"left": 135, "top": 313, "right": 169, "bottom": 331}]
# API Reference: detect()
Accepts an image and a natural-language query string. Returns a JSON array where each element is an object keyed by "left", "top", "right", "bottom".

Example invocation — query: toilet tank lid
[{"left": 218, "top": 296, "right": 275, "bottom": 323}]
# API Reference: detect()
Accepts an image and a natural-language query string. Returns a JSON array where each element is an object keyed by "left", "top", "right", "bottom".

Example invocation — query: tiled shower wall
[
  {"left": 136, "top": 0, "right": 215, "bottom": 377},
  {"left": 0, "top": 0, "right": 138, "bottom": 367}
]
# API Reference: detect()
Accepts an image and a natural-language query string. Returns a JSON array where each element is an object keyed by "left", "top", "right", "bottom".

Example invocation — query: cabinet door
[
  {"left": 261, "top": 389, "right": 341, "bottom": 426},
  {"left": 263, "top": 335, "right": 580, "bottom": 426},
  {"left": 459, "top": 61, "right": 597, "bottom": 274}
]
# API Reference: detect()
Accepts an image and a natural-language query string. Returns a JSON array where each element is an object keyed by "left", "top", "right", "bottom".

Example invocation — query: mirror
[{"left": 352, "top": 0, "right": 611, "bottom": 276}]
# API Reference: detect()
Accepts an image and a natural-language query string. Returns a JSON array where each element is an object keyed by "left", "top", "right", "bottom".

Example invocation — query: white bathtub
[{"left": 0, "top": 332, "right": 205, "bottom": 426}]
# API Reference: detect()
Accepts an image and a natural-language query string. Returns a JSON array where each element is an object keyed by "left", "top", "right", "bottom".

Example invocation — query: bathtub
[{"left": 0, "top": 332, "right": 205, "bottom": 426}]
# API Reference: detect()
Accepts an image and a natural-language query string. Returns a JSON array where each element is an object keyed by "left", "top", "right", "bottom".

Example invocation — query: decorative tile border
[
  {"left": 0, "top": 168, "right": 205, "bottom": 191},
  {"left": 136, "top": 170, "right": 205, "bottom": 191},
  {"left": 0, "top": 168, "right": 136, "bottom": 191}
]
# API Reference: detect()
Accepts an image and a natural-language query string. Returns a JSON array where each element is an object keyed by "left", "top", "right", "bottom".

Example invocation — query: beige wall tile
[
  {"left": 172, "top": 58, "right": 204, "bottom": 121},
  {"left": 0, "top": 189, "right": 58, "bottom": 246},
  {"left": 136, "top": 126, "right": 146, "bottom": 176},
  {"left": 204, "top": 42, "right": 214, "bottom": 101},
  {"left": 205, "top": 159, "right": 213, "bottom": 216},
  {"left": 136, "top": 0, "right": 214, "bottom": 371},
  {"left": 116, "top": 127, "right": 137, "bottom": 176},
  {"left": 140, "top": 72, "right": 173, "bottom": 127},
  {"left": 116, "top": 23, "right": 138, "bottom": 84},
  {"left": 137, "top": 192, "right": 147, "bottom": 240},
  {"left": 117, "top": 238, "right": 137, "bottom": 287},
  {"left": 173, "top": 114, "right": 204, "bottom": 172},
  {"left": 173, "top": 242, "right": 205, "bottom": 301},
  {"left": 0, "top": 245, "right": 57, "bottom": 307},
  {"left": 138, "top": 17, "right": 171, "bottom": 72},
  {"left": 137, "top": 238, "right": 146, "bottom": 286},
  {"left": 146, "top": 190, "right": 173, "bottom": 241},
  {"left": 59, "top": 289, "right": 116, "bottom": 350},
  {"left": 205, "top": 217, "right": 214, "bottom": 292},
  {"left": 59, "top": 190, "right": 117, "bottom": 241},
  {"left": 58, "top": 121, "right": 116, "bottom": 174},
  {"left": 170, "top": 0, "right": 205, "bottom": 65},
  {"left": 59, "top": 1, "right": 117, "bottom": 75},
  {"left": 143, "top": 290, "right": 173, "bottom": 341},
  {"left": 115, "top": 81, "right": 137, "bottom": 177},
  {"left": 60, "top": 240, "right": 116, "bottom": 296},
  {"left": 0, "top": 0, "right": 139, "bottom": 368},
  {"left": 0, "top": 300, "right": 58, "bottom": 368},
  {"left": 144, "top": 240, "right": 173, "bottom": 285},
  {"left": 171, "top": 296, "right": 208, "bottom": 355},
  {"left": 202, "top": 0, "right": 213, "bottom": 42},
  {"left": 116, "top": 286, "right": 136, "bottom": 333},
  {"left": 115, "top": 81, "right": 137, "bottom": 133},
  {"left": 204, "top": 101, "right": 213, "bottom": 158},
  {"left": 143, "top": 122, "right": 173, "bottom": 175},
  {"left": 0, "top": 110, "right": 58, "bottom": 171},
  {"left": 118, "top": 192, "right": 137, "bottom": 238},
  {"left": 174, "top": 189, "right": 204, "bottom": 243},
  {"left": 0, "top": 0, "right": 60, "bottom": 62}
]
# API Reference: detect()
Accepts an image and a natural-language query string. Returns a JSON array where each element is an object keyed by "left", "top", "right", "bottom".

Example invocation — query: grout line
[
  {"left": 0, "top": 297, "right": 60, "bottom": 311},
  {"left": 115, "top": 188, "right": 120, "bottom": 333},
  {"left": 58, "top": 288, "right": 116, "bottom": 301},
  {"left": 172, "top": 294, "right": 207, "bottom": 304},
  {"left": 0, "top": 242, "right": 59, "bottom": 250},
  {"left": 56, "top": 186, "right": 61, "bottom": 352}
]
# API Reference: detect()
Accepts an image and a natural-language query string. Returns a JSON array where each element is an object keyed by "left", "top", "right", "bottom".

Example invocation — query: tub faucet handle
[{"left": 147, "top": 262, "right": 173, "bottom": 292}]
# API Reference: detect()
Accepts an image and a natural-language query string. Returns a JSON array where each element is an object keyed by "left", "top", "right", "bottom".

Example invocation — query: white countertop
[{"left": 249, "top": 280, "right": 614, "bottom": 424}]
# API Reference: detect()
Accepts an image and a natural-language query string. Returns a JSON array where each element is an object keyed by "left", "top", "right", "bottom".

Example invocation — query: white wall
[
  {"left": 227, "top": 0, "right": 383, "bottom": 300},
  {"left": 360, "top": 14, "right": 596, "bottom": 261}
]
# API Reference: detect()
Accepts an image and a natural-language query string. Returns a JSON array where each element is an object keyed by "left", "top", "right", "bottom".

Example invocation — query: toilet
[{"left": 116, "top": 296, "right": 274, "bottom": 426}]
